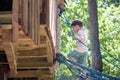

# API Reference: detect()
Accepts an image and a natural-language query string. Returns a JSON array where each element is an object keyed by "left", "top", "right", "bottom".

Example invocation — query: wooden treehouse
[{"left": 0, "top": 0, "right": 65, "bottom": 80}]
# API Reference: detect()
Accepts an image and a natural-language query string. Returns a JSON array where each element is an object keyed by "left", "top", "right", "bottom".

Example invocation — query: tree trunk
[{"left": 88, "top": 0, "right": 102, "bottom": 72}]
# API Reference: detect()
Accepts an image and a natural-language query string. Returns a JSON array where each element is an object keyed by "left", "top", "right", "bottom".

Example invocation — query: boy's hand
[{"left": 74, "top": 34, "right": 79, "bottom": 39}]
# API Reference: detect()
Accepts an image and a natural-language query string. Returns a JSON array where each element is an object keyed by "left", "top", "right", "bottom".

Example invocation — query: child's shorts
[{"left": 67, "top": 50, "right": 88, "bottom": 65}]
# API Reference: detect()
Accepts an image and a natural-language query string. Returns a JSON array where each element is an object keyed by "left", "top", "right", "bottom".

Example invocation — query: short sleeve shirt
[{"left": 76, "top": 28, "right": 88, "bottom": 52}]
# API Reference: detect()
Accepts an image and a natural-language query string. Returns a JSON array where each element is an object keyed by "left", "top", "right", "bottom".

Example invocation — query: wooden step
[
  {"left": 17, "top": 62, "right": 53, "bottom": 69},
  {"left": 8, "top": 69, "right": 54, "bottom": 78},
  {"left": 18, "top": 30, "right": 39, "bottom": 50},
  {"left": 17, "top": 47, "right": 47, "bottom": 57},
  {"left": 17, "top": 57, "right": 48, "bottom": 63}
]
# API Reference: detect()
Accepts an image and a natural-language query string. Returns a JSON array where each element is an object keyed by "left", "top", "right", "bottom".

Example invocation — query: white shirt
[{"left": 76, "top": 28, "right": 88, "bottom": 52}]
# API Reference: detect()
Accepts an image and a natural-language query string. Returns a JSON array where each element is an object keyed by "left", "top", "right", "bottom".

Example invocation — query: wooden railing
[{"left": 20, "top": 0, "right": 40, "bottom": 45}]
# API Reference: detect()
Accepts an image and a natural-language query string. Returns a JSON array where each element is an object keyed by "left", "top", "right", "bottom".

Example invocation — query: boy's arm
[{"left": 74, "top": 34, "right": 86, "bottom": 42}]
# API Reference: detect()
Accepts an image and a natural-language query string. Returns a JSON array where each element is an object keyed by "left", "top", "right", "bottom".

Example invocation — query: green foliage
[
  {"left": 98, "top": 3, "right": 120, "bottom": 77},
  {"left": 101, "top": 0, "right": 120, "bottom": 7},
  {"left": 55, "top": 0, "right": 120, "bottom": 80}
]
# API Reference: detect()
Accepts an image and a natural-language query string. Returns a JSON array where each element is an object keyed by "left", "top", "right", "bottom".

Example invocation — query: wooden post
[
  {"left": 31, "top": 0, "right": 35, "bottom": 41},
  {"left": 12, "top": 0, "right": 19, "bottom": 43},
  {"left": 34, "top": 0, "right": 40, "bottom": 45},
  {"left": 37, "top": 0, "right": 40, "bottom": 46},
  {"left": 28, "top": 0, "right": 32, "bottom": 38},
  {"left": 23, "top": 0, "right": 29, "bottom": 34},
  {"left": 46, "top": 0, "right": 49, "bottom": 26}
]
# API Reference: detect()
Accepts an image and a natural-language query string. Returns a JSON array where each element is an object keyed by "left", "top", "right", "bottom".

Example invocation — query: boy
[{"left": 67, "top": 20, "right": 88, "bottom": 79}]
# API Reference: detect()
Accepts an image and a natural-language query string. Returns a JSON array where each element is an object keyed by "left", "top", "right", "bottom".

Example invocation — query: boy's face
[{"left": 72, "top": 25, "right": 81, "bottom": 32}]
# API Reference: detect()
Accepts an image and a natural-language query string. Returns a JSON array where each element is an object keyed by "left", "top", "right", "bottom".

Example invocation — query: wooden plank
[
  {"left": 44, "top": 26, "right": 55, "bottom": 57},
  {"left": 17, "top": 55, "right": 53, "bottom": 59},
  {"left": 40, "top": 0, "right": 42, "bottom": 12},
  {"left": 39, "top": 25, "right": 54, "bottom": 62},
  {"left": 34, "top": 0, "right": 40, "bottom": 45},
  {"left": 12, "top": 0, "right": 19, "bottom": 43},
  {"left": 2, "top": 29, "right": 17, "bottom": 75},
  {"left": 17, "top": 62, "right": 53, "bottom": 69},
  {"left": 8, "top": 70, "right": 54, "bottom": 78},
  {"left": 34, "top": 0, "right": 37, "bottom": 44},
  {"left": 28, "top": 0, "right": 32, "bottom": 38},
  {"left": 46, "top": 0, "right": 49, "bottom": 25},
  {"left": 31, "top": 0, "right": 35, "bottom": 41},
  {"left": 37, "top": 0, "right": 40, "bottom": 46},
  {"left": 22, "top": 0, "right": 29, "bottom": 34},
  {"left": 3, "top": 42, "right": 17, "bottom": 74},
  {"left": 17, "top": 47, "right": 48, "bottom": 57},
  {"left": 46, "top": 41, "right": 53, "bottom": 62},
  {"left": 17, "top": 57, "right": 47, "bottom": 63}
]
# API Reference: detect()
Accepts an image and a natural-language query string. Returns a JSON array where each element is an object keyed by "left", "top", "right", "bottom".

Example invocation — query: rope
[
  {"left": 57, "top": 4, "right": 120, "bottom": 69},
  {"left": 56, "top": 53, "right": 119, "bottom": 80}
]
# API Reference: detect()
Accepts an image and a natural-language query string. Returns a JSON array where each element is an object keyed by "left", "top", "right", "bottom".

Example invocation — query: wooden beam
[
  {"left": 12, "top": 0, "right": 19, "bottom": 43},
  {"left": 2, "top": 29, "right": 17, "bottom": 75},
  {"left": 3, "top": 42, "right": 17, "bottom": 74}
]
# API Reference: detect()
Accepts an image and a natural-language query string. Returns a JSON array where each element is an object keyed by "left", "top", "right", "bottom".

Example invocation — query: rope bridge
[
  {"left": 57, "top": 4, "right": 120, "bottom": 67},
  {"left": 56, "top": 4, "right": 120, "bottom": 80},
  {"left": 56, "top": 53, "right": 119, "bottom": 80}
]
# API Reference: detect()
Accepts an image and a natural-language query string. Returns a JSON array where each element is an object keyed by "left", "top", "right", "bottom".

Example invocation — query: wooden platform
[{"left": 0, "top": 25, "right": 55, "bottom": 80}]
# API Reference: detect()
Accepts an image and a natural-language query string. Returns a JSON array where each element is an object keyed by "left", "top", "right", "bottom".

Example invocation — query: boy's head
[{"left": 71, "top": 20, "right": 83, "bottom": 32}]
